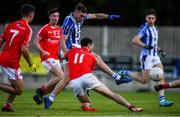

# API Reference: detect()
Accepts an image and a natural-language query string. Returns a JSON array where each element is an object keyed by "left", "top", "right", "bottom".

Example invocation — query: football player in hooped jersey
[
  {"left": 119, "top": 9, "right": 173, "bottom": 107},
  {"left": 61, "top": 3, "right": 121, "bottom": 53},
  {"left": 33, "top": 8, "right": 64, "bottom": 105},
  {"left": 0, "top": 4, "right": 36, "bottom": 112},
  {"left": 58, "top": 2, "right": 122, "bottom": 96},
  {"left": 44, "top": 38, "right": 143, "bottom": 112}
]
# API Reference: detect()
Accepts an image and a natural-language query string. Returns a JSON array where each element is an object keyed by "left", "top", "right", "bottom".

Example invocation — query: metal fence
[
  {"left": 0, "top": 24, "right": 180, "bottom": 91},
  {"left": 0, "top": 24, "right": 180, "bottom": 57}
]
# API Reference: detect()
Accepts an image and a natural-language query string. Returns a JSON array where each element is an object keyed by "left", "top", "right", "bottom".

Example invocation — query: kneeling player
[{"left": 44, "top": 38, "right": 142, "bottom": 112}]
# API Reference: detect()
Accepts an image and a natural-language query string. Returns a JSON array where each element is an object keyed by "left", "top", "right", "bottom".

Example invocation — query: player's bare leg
[
  {"left": 2, "top": 94, "right": 16, "bottom": 112},
  {"left": 45, "top": 64, "right": 64, "bottom": 89},
  {"left": 0, "top": 83, "right": 17, "bottom": 94},
  {"left": 47, "top": 63, "right": 70, "bottom": 96},
  {"left": 169, "top": 80, "right": 180, "bottom": 87},
  {"left": 154, "top": 63, "right": 173, "bottom": 107},
  {"left": 43, "top": 64, "right": 70, "bottom": 109},
  {"left": 33, "top": 64, "right": 64, "bottom": 104},
  {"left": 0, "top": 79, "right": 24, "bottom": 95},
  {"left": 93, "top": 83, "right": 143, "bottom": 112},
  {"left": 76, "top": 96, "right": 96, "bottom": 112},
  {"left": 120, "top": 63, "right": 173, "bottom": 107},
  {"left": 155, "top": 79, "right": 180, "bottom": 91},
  {"left": 126, "top": 70, "right": 150, "bottom": 84},
  {"left": 1, "top": 79, "right": 24, "bottom": 112}
]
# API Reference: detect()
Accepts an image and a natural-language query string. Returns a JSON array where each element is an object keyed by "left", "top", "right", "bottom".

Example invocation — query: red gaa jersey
[
  {"left": 66, "top": 48, "right": 96, "bottom": 80},
  {"left": 37, "top": 24, "right": 62, "bottom": 61},
  {"left": 0, "top": 19, "right": 32, "bottom": 69}
]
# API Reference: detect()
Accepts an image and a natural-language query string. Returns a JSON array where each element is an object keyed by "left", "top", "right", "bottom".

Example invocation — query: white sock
[
  {"left": 49, "top": 93, "right": 56, "bottom": 102},
  {"left": 169, "top": 83, "right": 172, "bottom": 87},
  {"left": 82, "top": 102, "right": 90, "bottom": 107},
  {"left": 112, "top": 73, "right": 121, "bottom": 80}
]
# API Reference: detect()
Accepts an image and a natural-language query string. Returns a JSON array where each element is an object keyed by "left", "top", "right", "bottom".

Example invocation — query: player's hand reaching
[
  {"left": 108, "top": 15, "right": 121, "bottom": 20},
  {"left": 159, "top": 50, "right": 166, "bottom": 58},
  {"left": 29, "top": 63, "right": 37, "bottom": 72}
]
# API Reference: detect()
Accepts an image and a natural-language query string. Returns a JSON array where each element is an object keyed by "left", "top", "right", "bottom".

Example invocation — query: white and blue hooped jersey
[
  {"left": 137, "top": 23, "right": 159, "bottom": 56},
  {"left": 62, "top": 13, "right": 88, "bottom": 50}
]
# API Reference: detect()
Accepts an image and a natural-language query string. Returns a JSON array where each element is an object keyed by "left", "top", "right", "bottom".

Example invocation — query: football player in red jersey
[
  {"left": 0, "top": 4, "right": 36, "bottom": 112},
  {"left": 33, "top": 8, "right": 65, "bottom": 105},
  {"left": 43, "top": 37, "right": 143, "bottom": 112}
]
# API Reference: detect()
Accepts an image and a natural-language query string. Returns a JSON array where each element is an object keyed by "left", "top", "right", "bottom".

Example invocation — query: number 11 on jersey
[{"left": 74, "top": 53, "right": 84, "bottom": 64}]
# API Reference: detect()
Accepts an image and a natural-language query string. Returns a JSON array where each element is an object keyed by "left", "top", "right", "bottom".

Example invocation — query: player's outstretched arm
[
  {"left": 87, "top": 13, "right": 121, "bottom": 20},
  {"left": 94, "top": 53, "right": 114, "bottom": 76}
]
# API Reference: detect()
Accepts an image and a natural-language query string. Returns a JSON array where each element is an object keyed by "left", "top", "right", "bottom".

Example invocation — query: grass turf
[{"left": 0, "top": 90, "right": 180, "bottom": 116}]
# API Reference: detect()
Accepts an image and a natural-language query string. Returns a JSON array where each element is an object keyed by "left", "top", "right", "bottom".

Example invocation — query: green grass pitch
[{"left": 0, "top": 90, "right": 180, "bottom": 116}]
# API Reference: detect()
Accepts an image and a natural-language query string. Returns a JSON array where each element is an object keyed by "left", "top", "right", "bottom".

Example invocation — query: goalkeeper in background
[{"left": 0, "top": 4, "right": 36, "bottom": 112}]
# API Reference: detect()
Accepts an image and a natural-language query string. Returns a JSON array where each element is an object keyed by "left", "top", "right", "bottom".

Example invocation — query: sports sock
[
  {"left": 159, "top": 96, "right": 165, "bottom": 102},
  {"left": 3, "top": 103, "right": 12, "bottom": 109},
  {"left": 162, "top": 83, "right": 170, "bottom": 89},
  {"left": 82, "top": 102, "right": 90, "bottom": 107},
  {"left": 112, "top": 73, "right": 121, "bottom": 80},
  {"left": 49, "top": 93, "right": 56, "bottom": 102}
]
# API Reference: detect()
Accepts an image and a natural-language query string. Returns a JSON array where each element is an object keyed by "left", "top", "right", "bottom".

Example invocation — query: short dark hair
[
  {"left": 81, "top": 37, "right": 93, "bottom": 47},
  {"left": 21, "top": 4, "right": 35, "bottom": 17},
  {"left": 145, "top": 9, "right": 156, "bottom": 16},
  {"left": 48, "top": 8, "right": 59, "bottom": 16},
  {"left": 75, "top": 3, "right": 87, "bottom": 13}
]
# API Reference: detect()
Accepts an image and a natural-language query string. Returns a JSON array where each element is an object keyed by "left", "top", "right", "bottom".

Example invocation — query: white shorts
[
  {"left": 140, "top": 55, "right": 161, "bottom": 70},
  {"left": 69, "top": 73, "right": 103, "bottom": 97},
  {"left": 0, "top": 66, "right": 23, "bottom": 80},
  {"left": 42, "top": 58, "right": 61, "bottom": 71}
]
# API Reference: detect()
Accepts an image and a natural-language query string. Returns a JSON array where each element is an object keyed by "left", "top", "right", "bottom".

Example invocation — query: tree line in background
[{"left": 0, "top": 0, "right": 180, "bottom": 26}]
